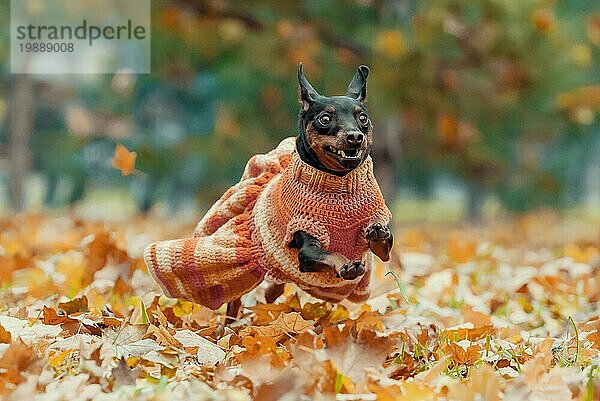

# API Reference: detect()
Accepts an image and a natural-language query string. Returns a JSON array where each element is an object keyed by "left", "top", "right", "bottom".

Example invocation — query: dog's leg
[
  {"left": 225, "top": 298, "right": 241, "bottom": 325},
  {"left": 215, "top": 299, "right": 242, "bottom": 338},
  {"left": 365, "top": 222, "right": 393, "bottom": 262},
  {"left": 265, "top": 283, "right": 285, "bottom": 303},
  {"left": 289, "top": 231, "right": 365, "bottom": 280}
]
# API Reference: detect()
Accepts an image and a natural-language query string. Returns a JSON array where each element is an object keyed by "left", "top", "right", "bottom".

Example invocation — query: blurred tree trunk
[
  {"left": 466, "top": 183, "right": 484, "bottom": 222},
  {"left": 372, "top": 116, "right": 402, "bottom": 201},
  {"left": 8, "top": 76, "right": 34, "bottom": 211}
]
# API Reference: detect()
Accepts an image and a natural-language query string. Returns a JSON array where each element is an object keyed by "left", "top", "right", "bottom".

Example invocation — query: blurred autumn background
[
  {"left": 2, "top": 2, "right": 600, "bottom": 399},
  {"left": 1, "top": 0, "right": 600, "bottom": 221}
]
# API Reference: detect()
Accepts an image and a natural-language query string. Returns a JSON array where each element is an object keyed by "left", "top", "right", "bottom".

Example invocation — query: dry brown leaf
[
  {"left": 0, "top": 340, "right": 37, "bottom": 391},
  {"left": 319, "top": 326, "right": 396, "bottom": 384},
  {"left": 237, "top": 336, "right": 289, "bottom": 368},
  {"left": 446, "top": 325, "right": 494, "bottom": 342},
  {"left": 0, "top": 324, "right": 11, "bottom": 344},
  {"left": 58, "top": 295, "right": 89, "bottom": 315},
  {"left": 148, "top": 324, "right": 183, "bottom": 349},
  {"left": 356, "top": 311, "right": 383, "bottom": 332},
  {"left": 448, "top": 364, "right": 500, "bottom": 401},
  {"left": 42, "top": 306, "right": 77, "bottom": 326},
  {"left": 251, "top": 303, "right": 290, "bottom": 325},
  {"left": 83, "top": 229, "right": 128, "bottom": 276},
  {"left": 462, "top": 305, "right": 493, "bottom": 327},
  {"left": 109, "top": 357, "right": 139, "bottom": 389},
  {"left": 114, "top": 276, "right": 132, "bottom": 298},
  {"left": 447, "top": 342, "right": 482, "bottom": 365},
  {"left": 171, "top": 329, "right": 225, "bottom": 365},
  {"left": 239, "top": 312, "right": 312, "bottom": 341},
  {"left": 254, "top": 369, "right": 296, "bottom": 401}
]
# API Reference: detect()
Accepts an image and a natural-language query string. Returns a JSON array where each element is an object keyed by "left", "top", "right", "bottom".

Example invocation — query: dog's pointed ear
[
  {"left": 298, "top": 63, "right": 319, "bottom": 112},
  {"left": 345, "top": 65, "right": 369, "bottom": 103}
]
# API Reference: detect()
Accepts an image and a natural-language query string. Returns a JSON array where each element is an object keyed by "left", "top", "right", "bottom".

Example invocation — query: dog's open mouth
[{"left": 323, "top": 146, "right": 362, "bottom": 160}]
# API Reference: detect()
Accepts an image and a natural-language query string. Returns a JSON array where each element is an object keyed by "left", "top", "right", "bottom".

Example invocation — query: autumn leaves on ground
[{"left": 0, "top": 211, "right": 599, "bottom": 400}]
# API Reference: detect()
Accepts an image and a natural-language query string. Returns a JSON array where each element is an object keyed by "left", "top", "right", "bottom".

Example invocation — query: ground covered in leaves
[{"left": 0, "top": 211, "right": 599, "bottom": 400}]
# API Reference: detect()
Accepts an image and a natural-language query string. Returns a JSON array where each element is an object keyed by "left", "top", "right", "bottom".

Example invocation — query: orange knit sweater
[{"left": 144, "top": 137, "right": 391, "bottom": 309}]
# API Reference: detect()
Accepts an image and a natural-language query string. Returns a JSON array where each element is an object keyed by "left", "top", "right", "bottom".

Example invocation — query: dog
[
  {"left": 291, "top": 63, "right": 393, "bottom": 275},
  {"left": 144, "top": 64, "right": 393, "bottom": 323}
]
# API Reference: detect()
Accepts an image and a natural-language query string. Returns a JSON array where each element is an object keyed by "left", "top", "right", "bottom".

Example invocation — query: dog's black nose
[{"left": 346, "top": 131, "right": 364, "bottom": 146}]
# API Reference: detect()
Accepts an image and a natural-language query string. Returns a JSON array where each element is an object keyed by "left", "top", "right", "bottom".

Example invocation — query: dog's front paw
[
  {"left": 365, "top": 222, "right": 391, "bottom": 241},
  {"left": 337, "top": 260, "right": 365, "bottom": 280}
]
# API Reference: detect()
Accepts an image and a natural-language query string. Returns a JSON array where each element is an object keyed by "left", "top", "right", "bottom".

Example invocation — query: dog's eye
[
  {"left": 358, "top": 113, "right": 369, "bottom": 126},
  {"left": 318, "top": 113, "right": 332, "bottom": 126}
]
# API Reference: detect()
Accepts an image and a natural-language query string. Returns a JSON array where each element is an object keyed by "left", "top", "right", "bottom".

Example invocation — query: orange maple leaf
[
  {"left": 448, "top": 342, "right": 482, "bottom": 365},
  {"left": 0, "top": 324, "right": 11, "bottom": 344},
  {"left": 111, "top": 143, "right": 137, "bottom": 176}
]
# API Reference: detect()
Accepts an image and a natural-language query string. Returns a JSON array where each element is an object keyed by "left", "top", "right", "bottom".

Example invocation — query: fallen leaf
[
  {"left": 239, "top": 312, "right": 312, "bottom": 341},
  {"left": 111, "top": 143, "right": 137, "bottom": 176},
  {"left": 130, "top": 298, "right": 150, "bottom": 325},
  {"left": 446, "top": 325, "right": 494, "bottom": 342},
  {"left": 48, "top": 348, "right": 76, "bottom": 368},
  {"left": 109, "top": 357, "right": 139, "bottom": 388},
  {"left": 172, "top": 329, "right": 226, "bottom": 365},
  {"left": 115, "top": 338, "right": 164, "bottom": 359},
  {"left": 0, "top": 340, "right": 37, "bottom": 388},
  {"left": 58, "top": 295, "right": 89, "bottom": 315},
  {"left": 447, "top": 342, "right": 482, "bottom": 365},
  {"left": 319, "top": 326, "right": 395, "bottom": 384},
  {"left": 448, "top": 364, "right": 500, "bottom": 401},
  {"left": 197, "top": 340, "right": 226, "bottom": 366},
  {"left": 0, "top": 324, "right": 11, "bottom": 344}
]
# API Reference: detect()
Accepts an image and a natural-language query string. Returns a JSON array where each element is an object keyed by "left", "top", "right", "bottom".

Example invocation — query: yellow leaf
[
  {"left": 48, "top": 349, "right": 76, "bottom": 368},
  {"left": 172, "top": 300, "right": 195, "bottom": 317},
  {"left": 329, "top": 305, "right": 349, "bottom": 324}
]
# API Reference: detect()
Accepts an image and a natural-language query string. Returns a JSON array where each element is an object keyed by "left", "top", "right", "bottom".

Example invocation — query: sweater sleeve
[
  {"left": 369, "top": 204, "right": 392, "bottom": 227},
  {"left": 356, "top": 203, "right": 393, "bottom": 250},
  {"left": 283, "top": 216, "right": 330, "bottom": 249}
]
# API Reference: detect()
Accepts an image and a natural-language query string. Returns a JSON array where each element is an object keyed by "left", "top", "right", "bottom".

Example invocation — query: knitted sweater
[{"left": 144, "top": 137, "right": 391, "bottom": 309}]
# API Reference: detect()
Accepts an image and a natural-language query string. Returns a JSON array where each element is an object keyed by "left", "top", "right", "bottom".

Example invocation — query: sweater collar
[{"left": 290, "top": 151, "right": 373, "bottom": 194}]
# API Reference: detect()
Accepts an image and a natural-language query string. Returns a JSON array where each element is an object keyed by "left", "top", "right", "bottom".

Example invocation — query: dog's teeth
[{"left": 340, "top": 150, "right": 346, "bottom": 157}]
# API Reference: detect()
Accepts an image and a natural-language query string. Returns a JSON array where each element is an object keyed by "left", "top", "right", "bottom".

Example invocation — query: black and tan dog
[
  {"left": 291, "top": 63, "right": 393, "bottom": 277},
  {"left": 145, "top": 63, "right": 393, "bottom": 324}
]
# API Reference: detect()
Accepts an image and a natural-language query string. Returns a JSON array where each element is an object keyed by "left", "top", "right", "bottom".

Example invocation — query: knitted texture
[{"left": 144, "top": 137, "right": 392, "bottom": 309}]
